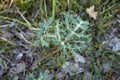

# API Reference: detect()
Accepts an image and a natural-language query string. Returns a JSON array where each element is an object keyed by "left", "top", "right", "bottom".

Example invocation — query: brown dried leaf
[{"left": 86, "top": 5, "right": 98, "bottom": 20}]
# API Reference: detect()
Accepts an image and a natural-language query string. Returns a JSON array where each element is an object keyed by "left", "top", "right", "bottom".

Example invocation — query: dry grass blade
[
  {"left": 16, "top": 7, "right": 32, "bottom": 26},
  {"left": 31, "top": 47, "right": 59, "bottom": 70},
  {"left": 0, "top": 37, "right": 16, "bottom": 46},
  {"left": 0, "top": 16, "right": 33, "bottom": 28},
  {"left": 2, "top": 0, "right": 13, "bottom": 8}
]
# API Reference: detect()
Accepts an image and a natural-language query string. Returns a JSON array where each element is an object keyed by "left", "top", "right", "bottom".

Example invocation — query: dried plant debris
[
  {"left": 104, "top": 35, "right": 120, "bottom": 52},
  {"left": 8, "top": 62, "right": 26, "bottom": 75},
  {"left": 103, "top": 14, "right": 120, "bottom": 52},
  {"left": 74, "top": 53, "right": 86, "bottom": 63},
  {"left": 62, "top": 61, "right": 84, "bottom": 75},
  {"left": 56, "top": 72, "right": 67, "bottom": 80},
  {"left": 86, "top": 5, "right": 98, "bottom": 20},
  {"left": 2, "top": 0, "right": 13, "bottom": 8},
  {"left": 61, "top": 54, "right": 86, "bottom": 75},
  {"left": 0, "top": 21, "right": 35, "bottom": 78},
  {"left": 102, "top": 62, "right": 111, "bottom": 73}
]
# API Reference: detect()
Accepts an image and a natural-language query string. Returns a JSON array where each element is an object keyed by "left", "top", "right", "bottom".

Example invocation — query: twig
[
  {"left": 0, "top": 37, "right": 16, "bottom": 46},
  {"left": 16, "top": 8, "right": 32, "bottom": 26},
  {"left": 19, "top": 33, "right": 33, "bottom": 45},
  {"left": 0, "top": 16, "right": 33, "bottom": 28},
  {"left": 30, "top": 28, "right": 41, "bottom": 30},
  {"left": 0, "top": 21, "right": 16, "bottom": 28},
  {"left": 0, "top": 24, "right": 10, "bottom": 28}
]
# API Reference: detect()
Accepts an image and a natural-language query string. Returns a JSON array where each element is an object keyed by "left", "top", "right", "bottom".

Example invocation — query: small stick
[
  {"left": 19, "top": 33, "right": 33, "bottom": 45},
  {"left": 0, "top": 37, "right": 16, "bottom": 46},
  {"left": 30, "top": 28, "right": 41, "bottom": 30},
  {"left": 0, "top": 21, "right": 16, "bottom": 28},
  {"left": 0, "top": 24, "right": 10, "bottom": 28},
  {"left": 16, "top": 8, "right": 32, "bottom": 26}
]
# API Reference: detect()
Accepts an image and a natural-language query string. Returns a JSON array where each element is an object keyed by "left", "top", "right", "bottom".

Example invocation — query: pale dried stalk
[
  {"left": 0, "top": 37, "right": 16, "bottom": 46},
  {"left": 19, "top": 33, "right": 33, "bottom": 45},
  {"left": 17, "top": 8, "right": 32, "bottom": 26}
]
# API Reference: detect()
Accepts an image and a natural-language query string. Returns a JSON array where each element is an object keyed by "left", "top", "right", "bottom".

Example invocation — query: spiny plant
[
  {"left": 34, "top": 13, "right": 91, "bottom": 56},
  {"left": 26, "top": 72, "right": 48, "bottom": 80}
]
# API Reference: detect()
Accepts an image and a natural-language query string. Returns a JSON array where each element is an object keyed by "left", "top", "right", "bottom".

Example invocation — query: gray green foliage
[
  {"left": 38, "top": 72, "right": 48, "bottom": 80},
  {"left": 35, "top": 13, "right": 91, "bottom": 54},
  {"left": 26, "top": 74, "right": 35, "bottom": 80},
  {"left": 26, "top": 72, "right": 48, "bottom": 80}
]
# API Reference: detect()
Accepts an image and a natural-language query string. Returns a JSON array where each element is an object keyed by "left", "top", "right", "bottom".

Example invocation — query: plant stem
[
  {"left": 0, "top": 16, "right": 33, "bottom": 28},
  {"left": 44, "top": 0, "right": 48, "bottom": 19},
  {"left": 52, "top": 0, "right": 56, "bottom": 22}
]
